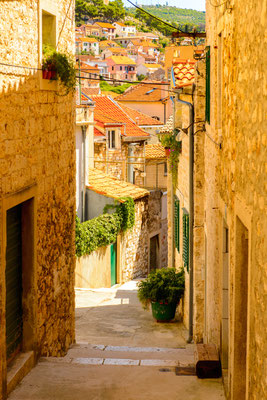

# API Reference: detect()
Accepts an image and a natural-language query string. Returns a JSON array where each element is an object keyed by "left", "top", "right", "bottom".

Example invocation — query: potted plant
[
  {"left": 137, "top": 268, "right": 185, "bottom": 322},
  {"left": 159, "top": 132, "right": 182, "bottom": 189},
  {"left": 42, "top": 45, "right": 76, "bottom": 94}
]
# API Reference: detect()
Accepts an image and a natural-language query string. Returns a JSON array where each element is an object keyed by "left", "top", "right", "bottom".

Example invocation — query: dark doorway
[
  {"left": 5, "top": 204, "right": 23, "bottom": 364},
  {"left": 150, "top": 235, "right": 159, "bottom": 271}
]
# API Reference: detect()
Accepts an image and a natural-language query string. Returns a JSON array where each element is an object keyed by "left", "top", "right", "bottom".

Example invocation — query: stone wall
[
  {"left": 206, "top": 1, "right": 267, "bottom": 398},
  {"left": 94, "top": 141, "right": 145, "bottom": 185},
  {"left": 145, "top": 161, "right": 167, "bottom": 190},
  {"left": 120, "top": 198, "right": 149, "bottom": 281},
  {"left": 0, "top": 1, "right": 75, "bottom": 397}
]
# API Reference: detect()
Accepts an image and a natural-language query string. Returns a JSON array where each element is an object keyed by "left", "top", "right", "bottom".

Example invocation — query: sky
[{"left": 123, "top": 0, "right": 206, "bottom": 11}]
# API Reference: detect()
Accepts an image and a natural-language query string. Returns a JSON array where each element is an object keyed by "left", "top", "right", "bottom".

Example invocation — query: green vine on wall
[
  {"left": 75, "top": 197, "right": 135, "bottom": 257},
  {"left": 160, "top": 132, "right": 182, "bottom": 190}
]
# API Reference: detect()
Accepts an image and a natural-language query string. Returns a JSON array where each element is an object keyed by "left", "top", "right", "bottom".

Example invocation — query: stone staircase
[{"left": 40, "top": 342, "right": 195, "bottom": 369}]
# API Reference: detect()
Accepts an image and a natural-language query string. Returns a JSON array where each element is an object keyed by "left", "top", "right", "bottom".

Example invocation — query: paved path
[{"left": 9, "top": 281, "right": 225, "bottom": 400}]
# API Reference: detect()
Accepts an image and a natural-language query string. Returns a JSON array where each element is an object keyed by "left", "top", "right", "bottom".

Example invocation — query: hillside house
[
  {"left": 79, "top": 37, "right": 99, "bottom": 56},
  {"left": 101, "top": 47, "right": 128, "bottom": 60},
  {"left": 94, "top": 22, "right": 115, "bottom": 40},
  {"left": 0, "top": 0, "right": 76, "bottom": 397},
  {"left": 137, "top": 63, "right": 163, "bottom": 78},
  {"left": 79, "top": 24, "right": 102, "bottom": 37},
  {"left": 113, "top": 22, "right": 136, "bottom": 37},
  {"left": 106, "top": 56, "right": 137, "bottom": 82}
]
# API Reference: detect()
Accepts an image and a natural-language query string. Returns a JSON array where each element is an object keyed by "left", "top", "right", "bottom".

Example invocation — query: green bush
[
  {"left": 137, "top": 268, "right": 185, "bottom": 310},
  {"left": 75, "top": 197, "right": 135, "bottom": 257}
]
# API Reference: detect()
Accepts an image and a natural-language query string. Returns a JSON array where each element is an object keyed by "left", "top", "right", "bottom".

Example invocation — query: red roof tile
[
  {"left": 172, "top": 58, "right": 196, "bottom": 88},
  {"left": 119, "top": 103, "right": 164, "bottom": 126},
  {"left": 116, "top": 82, "right": 169, "bottom": 103},
  {"left": 90, "top": 95, "right": 150, "bottom": 138}
]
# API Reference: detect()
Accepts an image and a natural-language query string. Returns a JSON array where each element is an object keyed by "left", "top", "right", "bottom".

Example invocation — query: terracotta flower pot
[
  {"left": 42, "top": 69, "right": 49, "bottom": 79},
  {"left": 165, "top": 147, "right": 170, "bottom": 156}
]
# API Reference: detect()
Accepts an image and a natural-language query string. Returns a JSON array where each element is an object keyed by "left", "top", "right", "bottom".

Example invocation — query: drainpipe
[
  {"left": 81, "top": 125, "right": 86, "bottom": 222},
  {"left": 176, "top": 94, "right": 194, "bottom": 344}
]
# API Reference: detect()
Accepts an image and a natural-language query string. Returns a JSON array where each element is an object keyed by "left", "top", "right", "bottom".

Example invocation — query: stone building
[
  {"left": 0, "top": 1, "right": 75, "bottom": 398},
  {"left": 204, "top": 1, "right": 267, "bottom": 399},
  {"left": 88, "top": 94, "right": 149, "bottom": 187}
]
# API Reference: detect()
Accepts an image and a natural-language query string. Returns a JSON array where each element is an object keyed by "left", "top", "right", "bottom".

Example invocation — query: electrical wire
[{"left": 125, "top": 0, "right": 186, "bottom": 34}]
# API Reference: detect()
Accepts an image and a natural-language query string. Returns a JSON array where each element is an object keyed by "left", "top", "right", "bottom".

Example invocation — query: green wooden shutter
[
  {"left": 182, "top": 210, "right": 189, "bottom": 272},
  {"left": 174, "top": 199, "right": 180, "bottom": 252},
  {"left": 205, "top": 46, "right": 210, "bottom": 124}
]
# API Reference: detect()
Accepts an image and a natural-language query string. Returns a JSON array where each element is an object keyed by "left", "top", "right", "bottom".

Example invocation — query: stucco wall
[
  {"left": 76, "top": 246, "right": 111, "bottom": 288},
  {"left": 0, "top": 1, "right": 75, "bottom": 396},
  {"left": 206, "top": 1, "right": 267, "bottom": 398}
]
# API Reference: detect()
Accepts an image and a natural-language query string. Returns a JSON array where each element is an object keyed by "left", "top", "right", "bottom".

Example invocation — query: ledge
[{"left": 7, "top": 351, "right": 35, "bottom": 396}]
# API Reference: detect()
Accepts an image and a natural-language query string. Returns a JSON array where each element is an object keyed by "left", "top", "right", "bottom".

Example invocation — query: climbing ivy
[{"left": 75, "top": 197, "right": 135, "bottom": 257}]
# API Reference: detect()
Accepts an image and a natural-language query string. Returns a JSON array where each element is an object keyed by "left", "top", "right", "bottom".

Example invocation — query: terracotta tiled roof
[
  {"left": 106, "top": 47, "right": 127, "bottom": 54},
  {"left": 95, "top": 22, "right": 115, "bottom": 29},
  {"left": 108, "top": 56, "right": 136, "bottom": 65},
  {"left": 99, "top": 40, "right": 117, "bottom": 48},
  {"left": 115, "top": 22, "right": 126, "bottom": 27},
  {"left": 159, "top": 115, "right": 173, "bottom": 133},
  {"left": 80, "top": 37, "right": 99, "bottom": 43},
  {"left": 87, "top": 168, "right": 149, "bottom": 200},
  {"left": 119, "top": 104, "right": 164, "bottom": 126},
  {"left": 140, "top": 41, "right": 159, "bottom": 48},
  {"left": 82, "top": 88, "right": 100, "bottom": 96},
  {"left": 145, "top": 143, "right": 166, "bottom": 159},
  {"left": 143, "top": 64, "right": 162, "bottom": 69},
  {"left": 90, "top": 95, "right": 149, "bottom": 138},
  {"left": 172, "top": 58, "right": 196, "bottom": 88},
  {"left": 94, "top": 127, "right": 104, "bottom": 137},
  {"left": 116, "top": 82, "right": 169, "bottom": 103}
]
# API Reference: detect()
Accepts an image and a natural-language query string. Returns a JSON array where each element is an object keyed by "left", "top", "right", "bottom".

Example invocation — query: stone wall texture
[
  {"left": 120, "top": 198, "right": 149, "bottom": 281},
  {"left": 0, "top": 1, "right": 75, "bottom": 397},
  {"left": 94, "top": 141, "right": 145, "bottom": 186},
  {"left": 206, "top": 1, "right": 267, "bottom": 398}
]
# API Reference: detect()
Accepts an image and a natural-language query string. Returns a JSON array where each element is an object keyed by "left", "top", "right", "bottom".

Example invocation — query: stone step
[{"left": 39, "top": 343, "right": 195, "bottom": 368}]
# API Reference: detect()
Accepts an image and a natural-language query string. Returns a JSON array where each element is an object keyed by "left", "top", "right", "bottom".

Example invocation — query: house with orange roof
[
  {"left": 101, "top": 46, "right": 128, "bottom": 60},
  {"left": 79, "top": 37, "right": 99, "bottom": 55},
  {"left": 137, "top": 63, "right": 163, "bottom": 78},
  {"left": 93, "top": 22, "right": 115, "bottom": 40},
  {"left": 76, "top": 61, "right": 100, "bottom": 93},
  {"left": 113, "top": 22, "right": 136, "bottom": 37},
  {"left": 116, "top": 82, "right": 172, "bottom": 124},
  {"left": 79, "top": 24, "right": 102, "bottom": 37},
  {"left": 106, "top": 56, "right": 137, "bottom": 82},
  {"left": 82, "top": 94, "right": 150, "bottom": 186}
]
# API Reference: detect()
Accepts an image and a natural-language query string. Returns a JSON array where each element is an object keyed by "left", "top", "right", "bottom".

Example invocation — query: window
[
  {"left": 112, "top": 66, "right": 114, "bottom": 71},
  {"left": 120, "top": 66, "right": 122, "bottom": 71},
  {"left": 42, "top": 10, "right": 56, "bottom": 49},
  {"left": 205, "top": 46, "right": 210, "bottom": 123},
  {"left": 174, "top": 198, "right": 180, "bottom": 252},
  {"left": 182, "top": 209, "right": 189, "bottom": 271},
  {"left": 108, "top": 130, "right": 116, "bottom": 149},
  {"left": 164, "top": 162, "right": 167, "bottom": 176},
  {"left": 125, "top": 74, "right": 128, "bottom": 79}
]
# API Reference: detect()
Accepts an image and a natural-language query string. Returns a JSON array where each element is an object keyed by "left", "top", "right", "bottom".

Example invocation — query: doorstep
[{"left": 7, "top": 351, "right": 35, "bottom": 396}]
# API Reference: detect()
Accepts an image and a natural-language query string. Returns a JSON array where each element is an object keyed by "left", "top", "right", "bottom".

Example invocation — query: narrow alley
[{"left": 8, "top": 282, "right": 225, "bottom": 400}]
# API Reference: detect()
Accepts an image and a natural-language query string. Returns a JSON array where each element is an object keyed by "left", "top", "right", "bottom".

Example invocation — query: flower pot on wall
[
  {"left": 165, "top": 147, "right": 170, "bottom": 156},
  {"left": 151, "top": 301, "right": 177, "bottom": 322}
]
